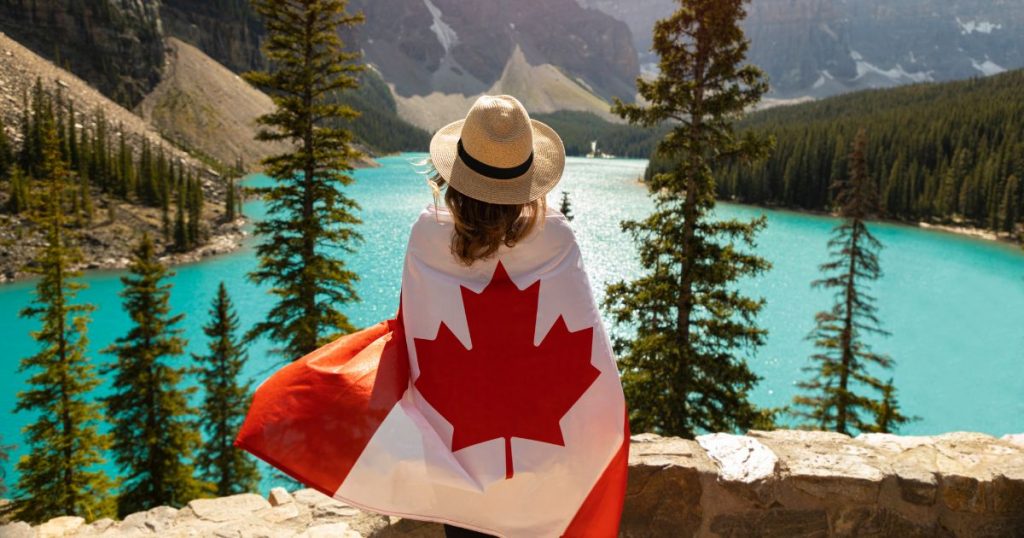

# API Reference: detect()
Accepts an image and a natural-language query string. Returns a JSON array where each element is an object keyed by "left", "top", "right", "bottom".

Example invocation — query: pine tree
[
  {"left": 67, "top": 100, "right": 79, "bottom": 172},
  {"left": 194, "top": 283, "right": 259, "bottom": 496},
  {"left": 998, "top": 174, "right": 1020, "bottom": 235},
  {"left": 792, "top": 128, "right": 909, "bottom": 435},
  {"left": 0, "top": 435, "right": 11, "bottom": 497},
  {"left": 0, "top": 115, "right": 13, "bottom": 174},
  {"left": 604, "top": 0, "right": 774, "bottom": 437},
  {"left": 187, "top": 174, "right": 204, "bottom": 245},
  {"left": 103, "top": 235, "right": 206, "bottom": 516},
  {"left": 225, "top": 175, "right": 237, "bottom": 222},
  {"left": 7, "top": 165, "right": 31, "bottom": 214},
  {"left": 174, "top": 183, "right": 189, "bottom": 252},
  {"left": 244, "top": 0, "right": 366, "bottom": 359},
  {"left": 559, "top": 191, "right": 574, "bottom": 222},
  {"left": 871, "top": 379, "right": 914, "bottom": 434},
  {"left": 79, "top": 171, "right": 94, "bottom": 225},
  {"left": 11, "top": 125, "right": 113, "bottom": 522}
]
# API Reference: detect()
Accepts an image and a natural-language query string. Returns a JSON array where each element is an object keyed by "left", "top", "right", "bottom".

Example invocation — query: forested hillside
[
  {"left": 648, "top": 70, "right": 1024, "bottom": 237},
  {"left": 340, "top": 70, "right": 431, "bottom": 154},
  {"left": 531, "top": 111, "right": 666, "bottom": 159}
]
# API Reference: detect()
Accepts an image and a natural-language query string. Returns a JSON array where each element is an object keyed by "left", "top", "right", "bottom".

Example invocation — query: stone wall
[{"left": 3, "top": 430, "right": 1023, "bottom": 537}]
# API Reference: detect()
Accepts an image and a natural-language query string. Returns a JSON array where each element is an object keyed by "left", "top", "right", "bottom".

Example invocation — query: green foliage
[
  {"left": 338, "top": 69, "right": 431, "bottom": 153},
  {"left": 187, "top": 174, "right": 205, "bottom": 245},
  {"left": 532, "top": 111, "right": 669, "bottom": 158},
  {"left": 998, "top": 175, "right": 1021, "bottom": 234},
  {"left": 684, "top": 70, "right": 1024, "bottom": 237},
  {"left": 0, "top": 114, "right": 13, "bottom": 174},
  {"left": 6, "top": 165, "right": 32, "bottom": 214},
  {"left": 6, "top": 78, "right": 207, "bottom": 245},
  {"left": 559, "top": 191, "right": 574, "bottom": 222},
  {"left": 0, "top": 435, "right": 10, "bottom": 497},
  {"left": 174, "top": 181, "right": 190, "bottom": 252},
  {"left": 103, "top": 235, "right": 207, "bottom": 516},
  {"left": 10, "top": 131, "right": 113, "bottom": 522},
  {"left": 244, "top": 0, "right": 365, "bottom": 359},
  {"left": 604, "top": 0, "right": 774, "bottom": 438},
  {"left": 226, "top": 176, "right": 237, "bottom": 222},
  {"left": 792, "top": 129, "right": 915, "bottom": 435},
  {"left": 194, "top": 283, "right": 259, "bottom": 496}
]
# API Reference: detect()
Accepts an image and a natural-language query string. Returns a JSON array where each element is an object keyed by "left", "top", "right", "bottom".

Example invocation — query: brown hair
[{"left": 428, "top": 173, "right": 544, "bottom": 265}]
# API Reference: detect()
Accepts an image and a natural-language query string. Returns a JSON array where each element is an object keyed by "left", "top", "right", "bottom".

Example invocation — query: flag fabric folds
[{"left": 237, "top": 206, "right": 628, "bottom": 537}]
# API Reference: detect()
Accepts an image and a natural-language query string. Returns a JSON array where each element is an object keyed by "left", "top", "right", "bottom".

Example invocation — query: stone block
[
  {"left": 697, "top": 433, "right": 778, "bottom": 483},
  {"left": 709, "top": 508, "right": 830, "bottom": 537},
  {"left": 36, "top": 516, "right": 85, "bottom": 537},
  {"left": 298, "top": 521, "right": 362, "bottom": 538},
  {"left": 268, "top": 487, "right": 294, "bottom": 507},
  {"left": 188, "top": 493, "right": 272, "bottom": 523},
  {"left": 0, "top": 521, "right": 34, "bottom": 538}
]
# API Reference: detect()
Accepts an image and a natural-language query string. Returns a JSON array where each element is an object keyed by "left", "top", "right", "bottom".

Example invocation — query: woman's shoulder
[{"left": 409, "top": 205, "right": 454, "bottom": 247}]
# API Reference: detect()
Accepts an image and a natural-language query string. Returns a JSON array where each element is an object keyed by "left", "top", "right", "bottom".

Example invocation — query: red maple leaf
[{"left": 413, "top": 262, "right": 599, "bottom": 480}]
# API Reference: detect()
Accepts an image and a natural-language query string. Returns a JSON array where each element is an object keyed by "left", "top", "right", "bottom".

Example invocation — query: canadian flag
[{"left": 237, "top": 206, "right": 629, "bottom": 537}]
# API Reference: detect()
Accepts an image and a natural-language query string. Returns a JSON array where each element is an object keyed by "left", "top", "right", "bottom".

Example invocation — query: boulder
[{"left": 188, "top": 493, "right": 272, "bottom": 523}]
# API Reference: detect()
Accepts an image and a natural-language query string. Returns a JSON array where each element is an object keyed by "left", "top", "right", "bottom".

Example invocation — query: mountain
[
  {"left": 0, "top": 33, "right": 202, "bottom": 177},
  {"left": 136, "top": 38, "right": 293, "bottom": 171},
  {"left": 0, "top": 0, "right": 165, "bottom": 107},
  {"left": 348, "top": 0, "right": 638, "bottom": 130},
  {"left": 578, "top": 0, "right": 1024, "bottom": 100},
  {"left": 160, "top": 0, "right": 639, "bottom": 132},
  {"left": 351, "top": 0, "right": 640, "bottom": 101},
  {"left": 0, "top": 32, "right": 242, "bottom": 281},
  {"left": 159, "top": 0, "right": 265, "bottom": 75}
]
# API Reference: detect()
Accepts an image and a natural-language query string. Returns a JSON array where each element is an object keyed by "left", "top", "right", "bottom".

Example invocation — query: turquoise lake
[{"left": 2, "top": 153, "right": 1023, "bottom": 487}]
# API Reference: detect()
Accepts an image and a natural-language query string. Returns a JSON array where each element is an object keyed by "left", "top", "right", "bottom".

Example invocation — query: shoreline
[
  {"left": 0, "top": 219, "right": 250, "bottom": 285},
  {"left": 721, "top": 199, "right": 1020, "bottom": 248},
  {"left": 2, "top": 187, "right": 1020, "bottom": 287},
  {"left": 626, "top": 173, "right": 1021, "bottom": 248}
]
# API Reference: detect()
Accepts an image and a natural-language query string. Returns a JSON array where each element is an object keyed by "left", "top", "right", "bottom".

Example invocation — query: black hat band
[{"left": 457, "top": 139, "right": 534, "bottom": 180}]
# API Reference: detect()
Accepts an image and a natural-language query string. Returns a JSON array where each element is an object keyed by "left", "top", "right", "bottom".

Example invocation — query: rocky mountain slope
[
  {"left": 159, "top": 0, "right": 265, "bottom": 75},
  {"left": 579, "top": 0, "right": 1024, "bottom": 99},
  {"left": 0, "top": 32, "right": 242, "bottom": 282},
  {"left": 352, "top": 0, "right": 638, "bottom": 130},
  {"left": 136, "top": 37, "right": 292, "bottom": 170},
  {"left": 0, "top": 33, "right": 202, "bottom": 178},
  {"left": 351, "top": 0, "right": 638, "bottom": 100},
  {"left": 0, "top": 0, "right": 165, "bottom": 107},
  {"left": 392, "top": 45, "right": 619, "bottom": 132}
]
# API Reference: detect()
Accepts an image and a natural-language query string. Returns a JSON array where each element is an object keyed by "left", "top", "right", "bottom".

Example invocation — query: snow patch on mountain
[
  {"left": 957, "top": 18, "right": 1002, "bottom": 35},
  {"left": 971, "top": 57, "right": 1007, "bottom": 76},
  {"left": 424, "top": 0, "right": 458, "bottom": 53},
  {"left": 812, "top": 70, "right": 835, "bottom": 89},
  {"left": 850, "top": 50, "right": 933, "bottom": 83}
]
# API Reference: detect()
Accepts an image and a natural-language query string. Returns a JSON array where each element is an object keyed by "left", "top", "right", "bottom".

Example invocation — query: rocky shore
[
  {"left": 3, "top": 430, "right": 1022, "bottom": 537},
  {"left": 0, "top": 214, "right": 248, "bottom": 285}
]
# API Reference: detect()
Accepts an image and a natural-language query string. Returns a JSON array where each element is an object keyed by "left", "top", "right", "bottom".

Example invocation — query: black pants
[{"left": 443, "top": 524, "right": 495, "bottom": 537}]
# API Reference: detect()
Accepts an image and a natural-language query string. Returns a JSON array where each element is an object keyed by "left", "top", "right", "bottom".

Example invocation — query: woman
[{"left": 237, "top": 95, "right": 628, "bottom": 538}]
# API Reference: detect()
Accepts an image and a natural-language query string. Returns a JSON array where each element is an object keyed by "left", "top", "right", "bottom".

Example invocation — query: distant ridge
[{"left": 392, "top": 46, "right": 618, "bottom": 132}]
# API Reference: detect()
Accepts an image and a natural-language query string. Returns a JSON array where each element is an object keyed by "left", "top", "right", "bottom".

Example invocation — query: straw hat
[{"left": 430, "top": 95, "right": 565, "bottom": 205}]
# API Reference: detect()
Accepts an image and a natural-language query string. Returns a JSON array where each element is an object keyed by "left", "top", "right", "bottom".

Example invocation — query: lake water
[{"left": 2, "top": 153, "right": 1023, "bottom": 490}]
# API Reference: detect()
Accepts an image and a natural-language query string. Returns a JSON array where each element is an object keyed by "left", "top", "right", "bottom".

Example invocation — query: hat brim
[{"left": 429, "top": 118, "right": 566, "bottom": 205}]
